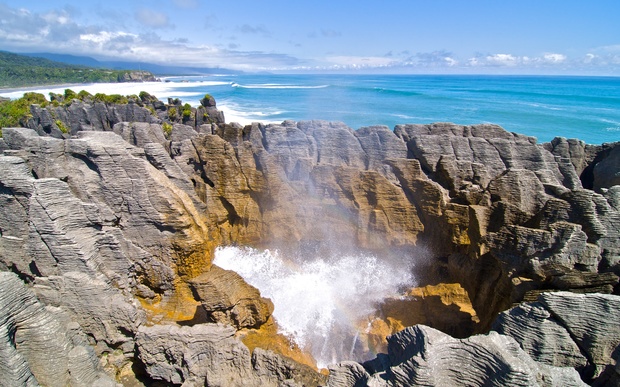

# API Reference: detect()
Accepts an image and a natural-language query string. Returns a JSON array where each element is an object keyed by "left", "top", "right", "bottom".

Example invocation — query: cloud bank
[{"left": 0, "top": 3, "right": 618, "bottom": 74}]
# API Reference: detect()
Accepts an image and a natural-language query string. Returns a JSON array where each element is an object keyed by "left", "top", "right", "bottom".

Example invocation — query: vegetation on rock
[
  {"left": 0, "top": 92, "right": 48, "bottom": 128},
  {"left": 162, "top": 122, "right": 173, "bottom": 137}
]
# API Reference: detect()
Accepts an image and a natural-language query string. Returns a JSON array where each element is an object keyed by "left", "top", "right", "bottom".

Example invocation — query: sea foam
[{"left": 213, "top": 245, "right": 416, "bottom": 368}]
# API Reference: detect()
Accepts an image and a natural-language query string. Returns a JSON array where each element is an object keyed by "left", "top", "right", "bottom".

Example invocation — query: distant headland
[{"left": 0, "top": 50, "right": 158, "bottom": 88}]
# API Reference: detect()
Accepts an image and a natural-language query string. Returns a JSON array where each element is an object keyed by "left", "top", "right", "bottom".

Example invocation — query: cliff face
[{"left": 0, "top": 95, "right": 619, "bottom": 386}]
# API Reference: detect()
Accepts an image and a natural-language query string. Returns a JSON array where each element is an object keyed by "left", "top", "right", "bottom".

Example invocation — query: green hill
[{"left": 0, "top": 51, "right": 155, "bottom": 88}]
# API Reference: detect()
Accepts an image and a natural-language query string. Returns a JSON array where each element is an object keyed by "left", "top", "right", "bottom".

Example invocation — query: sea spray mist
[{"left": 213, "top": 245, "right": 416, "bottom": 368}]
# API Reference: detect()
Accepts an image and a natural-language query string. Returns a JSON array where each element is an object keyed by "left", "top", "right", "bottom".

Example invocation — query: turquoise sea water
[
  {"left": 3, "top": 74, "right": 619, "bottom": 144},
  {"left": 163, "top": 74, "right": 620, "bottom": 145}
]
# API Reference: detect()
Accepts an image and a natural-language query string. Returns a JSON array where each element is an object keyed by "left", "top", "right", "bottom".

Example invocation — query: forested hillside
[{"left": 0, "top": 51, "right": 155, "bottom": 87}]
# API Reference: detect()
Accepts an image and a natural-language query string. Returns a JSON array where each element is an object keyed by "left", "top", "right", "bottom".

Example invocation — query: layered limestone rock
[
  {"left": 365, "top": 282, "right": 480, "bottom": 354},
  {"left": 328, "top": 325, "right": 586, "bottom": 387},
  {"left": 0, "top": 127, "right": 213, "bottom": 380},
  {"left": 0, "top": 124, "right": 326, "bottom": 385},
  {"left": 135, "top": 323, "right": 327, "bottom": 387},
  {"left": 117, "top": 70, "right": 157, "bottom": 83},
  {"left": 24, "top": 91, "right": 225, "bottom": 139},
  {"left": 2, "top": 94, "right": 620, "bottom": 385},
  {"left": 0, "top": 271, "right": 115, "bottom": 387},
  {"left": 493, "top": 292, "right": 620, "bottom": 385},
  {"left": 189, "top": 265, "right": 274, "bottom": 329},
  {"left": 329, "top": 292, "right": 620, "bottom": 386}
]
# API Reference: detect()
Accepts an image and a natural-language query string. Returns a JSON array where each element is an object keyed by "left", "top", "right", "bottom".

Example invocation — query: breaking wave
[
  {"left": 213, "top": 246, "right": 416, "bottom": 368},
  {"left": 231, "top": 82, "right": 329, "bottom": 89}
]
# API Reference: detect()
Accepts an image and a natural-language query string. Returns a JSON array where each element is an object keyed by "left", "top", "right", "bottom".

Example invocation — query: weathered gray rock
[
  {"left": 593, "top": 145, "right": 620, "bottom": 190},
  {"left": 0, "top": 271, "right": 115, "bottom": 387},
  {"left": 3, "top": 96, "right": 620, "bottom": 387},
  {"left": 135, "top": 324, "right": 326, "bottom": 387},
  {"left": 252, "top": 347, "right": 329, "bottom": 387},
  {"left": 112, "top": 121, "right": 167, "bottom": 148},
  {"left": 27, "top": 100, "right": 160, "bottom": 137},
  {"left": 493, "top": 292, "right": 620, "bottom": 385},
  {"left": 136, "top": 323, "right": 254, "bottom": 386},
  {"left": 170, "top": 123, "right": 199, "bottom": 142},
  {"left": 328, "top": 325, "right": 586, "bottom": 387},
  {"left": 327, "top": 362, "right": 369, "bottom": 387},
  {"left": 394, "top": 123, "right": 581, "bottom": 206},
  {"left": 492, "top": 302, "right": 588, "bottom": 368},
  {"left": 0, "top": 127, "right": 213, "bottom": 380},
  {"left": 540, "top": 292, "right": 620, "bottom": 378},
  {"left": 117, "top": 70, "right": 157, "bottom": 82}
]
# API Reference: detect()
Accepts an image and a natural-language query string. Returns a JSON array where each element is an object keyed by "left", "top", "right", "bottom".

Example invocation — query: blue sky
[{"left": 1, "top": 0, "right": 619, "bottom": 74}]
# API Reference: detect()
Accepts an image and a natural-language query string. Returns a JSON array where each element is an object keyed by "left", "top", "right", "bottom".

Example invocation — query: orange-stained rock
[
  {"left": 361, "top": 283, "right": 480, "bottom": 354},
  {"left": 138, "top": 279, "right": 201, "bottom": 323},
  {"left": 239, "top": 317, "right": 319, "bottom": 371},
  {"left": 189, "top": 265, "right": 274, "bottom": 329}
]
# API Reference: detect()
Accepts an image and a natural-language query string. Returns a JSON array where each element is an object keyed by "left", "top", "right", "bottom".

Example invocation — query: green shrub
[
  {"left": 0, "top": 92, "right": 47, "bottom": 128},
  {"left": 22, "top": 92, "right": 48, "bottom": 106},
  {"left": 139, "top": 91, "right": 151, "bottom": 100},
  {"left": 107, "top": 94, "right": 128, "bottom": 104},
  {"left": 162, "top": 122, "right": 173, "bottom": 137},
  {"left": 49, "top": 92, "right": 62, "bottom": 102},
  {"left": 77, "top": 90, "right": 93, "bottom": 101},
  {"left": 182, "top": 103, "right": 192, "bottom": 118},
  {"left": 93, "top": 93, "right": 128, "bottom": 104},
  {"left": 55, "top": 119, "right": 69, "bottom": 134},
  {"left": 64, "top": 89, "right": 77, "bottom": 104},
  {"left": 168, "top": 107, "right": 178, "bottom": 119}
]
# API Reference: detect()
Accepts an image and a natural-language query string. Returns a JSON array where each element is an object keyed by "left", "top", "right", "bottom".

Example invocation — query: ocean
[{"left": 2, "top": 74, "right": 619, "bottom": 144}]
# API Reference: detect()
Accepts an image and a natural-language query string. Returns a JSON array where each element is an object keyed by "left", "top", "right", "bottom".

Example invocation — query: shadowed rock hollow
[{"left": 0, "top": 94, "right": 619, "bottom": 386}]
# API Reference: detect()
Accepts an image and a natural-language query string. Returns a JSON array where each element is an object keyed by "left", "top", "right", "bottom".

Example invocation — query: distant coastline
[{"left": 2, "top": 73, "right": 619, "bottom": 144}]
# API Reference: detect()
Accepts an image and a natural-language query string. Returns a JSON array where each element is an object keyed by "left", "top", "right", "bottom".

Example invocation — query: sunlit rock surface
[
  {"left": 0, "top": 271, "right": 115, "bottom": 387},
  {"left": 329, "top": 325, "right": 587, "bottom": 387},
  {"left": 1, "top": 95, "right": 619, "bottom": 385},
  {"left": 493, "top": 292, "right": 620, "bottom": 385}
]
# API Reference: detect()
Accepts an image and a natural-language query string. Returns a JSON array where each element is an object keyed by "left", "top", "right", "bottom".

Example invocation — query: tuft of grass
[
  {"left": 162, "top": 122, "right": 173, "bottom": 137},
  {"left": 93, "top": 93, "right": 128, "bottom": 104},
  {"left": 168, "top": 107, "right": 178, "bottom": 119},
  {"left": 55, "top": 119, "right": 69, "bottom": 134},
  {"left": 182, "top": 103, "right": 192, "bottom": 118}
]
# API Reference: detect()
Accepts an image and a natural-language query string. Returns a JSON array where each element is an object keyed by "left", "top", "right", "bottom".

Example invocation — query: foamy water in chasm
[{"left": 213, "top": 246, "right": 416, "bottom": 368}]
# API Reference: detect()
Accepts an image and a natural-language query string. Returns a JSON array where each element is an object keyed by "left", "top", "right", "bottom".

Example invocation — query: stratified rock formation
[
  {"left": 0, "top": 271, "right": 116, "bottom": 387},
  {"left": 329, "top": 325, "right": 587, "bottom": 387},
  {"left": 493, "top": 292, "right": 620, "bottom": 386},
  {"left": 1, "top": 93, "right": 619, "bottom": 386},
  {"left": 332, "top": 291, "right": 620, "bottom": 387}
]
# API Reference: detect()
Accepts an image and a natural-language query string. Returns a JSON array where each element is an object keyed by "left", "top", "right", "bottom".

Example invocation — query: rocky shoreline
[{"left": 0, "top": 93, "right": 618, "bottom": 386}]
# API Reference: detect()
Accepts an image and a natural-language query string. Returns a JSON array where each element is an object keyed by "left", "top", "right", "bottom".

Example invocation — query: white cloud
[
  {"left": 466, "top": 52, "right": 577, "bottom": 70},
  {"left": 542, "top": 53, "right": 567, "bottom": 63},
  {"left": 326, "top": 55, "right": 396, "bottom": 69},
  {"left": 0, "top": 3, "right": 301, "bottom": 70},
  {"left": 0, "top": 3, "right": 617, "bottom": 74},
  {"left": 407, "top": 51, "right": 458, "bottom": 67},
  {"left": 597, "top": 44, "right": 620, "bottom": 53},
  {"left": 42, "top": 10, "right": 70, "bottom": 25},
  {"left": 79, "top": 31, "right": 137, "bottom": 45},
  {"left": 484, "top": 53, "right": 518, "bottom": 66}
]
